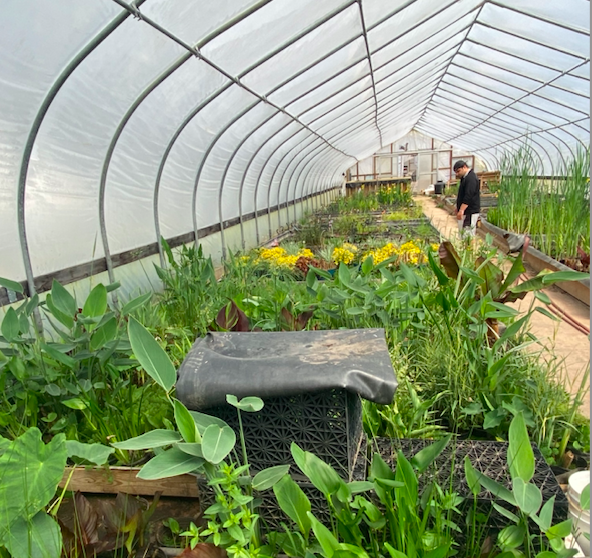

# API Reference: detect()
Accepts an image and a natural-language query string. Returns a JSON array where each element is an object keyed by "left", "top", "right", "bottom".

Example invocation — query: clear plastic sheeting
[{"left": 0, "top": 0, "right": 588, "bottom": 290}]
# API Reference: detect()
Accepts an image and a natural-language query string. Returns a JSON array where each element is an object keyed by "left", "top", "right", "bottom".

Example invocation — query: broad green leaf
[
  {"left": 189, "top": 411, "right": 229, "bottom": 433},
  {"left": 226, "top": 394, "right": 264, "bottom": 412},
  {"left": 121, "top": 292, "right": 152, "bottom": 316},
  {"left": 384, "top": 542, "right": 408, "bottom": 558},
  {"left": 427, "top": 249, "right": 449, "bottom": 286},
  {"left": 498, "top": 524, "right": 525, "bottom": 549},
  {"left": 464, "top": 456, "right": 481, "bottom": 497},
  {"left": 0, "top": 276, "right": 24, "bottom": 294},
  {"left": 1, "top": 307, "right": 20, "bottom": 341},
  {"left": 512, "top": 478, "right": 542, "bottom": 516},
  {"left": 361, "top": 255, "right": 374, "bottom": 276},
  {"left": 478, "top": 471, "right": 517, "bottom": 506},
  {"left": 438, "top": 241, "right": 460, "bottom": 279},
  {"left": 51, "top": 279, "right": 77, "bottom": 317},
  {"left": 82, "top": 284, "right": 107, "bottom": 318},
  {"left": 345, "top": 306, "right": 366, "bottom": 315},
  {"left": 175, "top": 443, "right": 203, "bottom": 457},
  {"left": 128, "top": 317, "right": 176, "bottom": 392},
  {"left": 3, "top": 512, "right": 62, "bottom": 558},
  {"left": 411, "top": 434, "right": 451, "bottom": 473},
  {"left": 41, "top": 343, "right": 76, "bottom": 369},
  {"left": 581, "top": 483, "right": 590, "bottom": 510},
  {"left": 493, "top": 315, "right": 530, "bottom": 350},
  {"left": 534, "top": 553, "right": 556, "bottom": 558},
  {"left": 424, "top": 546, "right": 450, "bottom": 558},
  {"left": 111, "top": 429, "right": 182, "bottom": 450},
  {"left": 105, "top": 281, "right": 121, "bottom": 293},
  {"left": 508, "top": 412, "right": 535, "bottom": 482},
  {"left": 541, "top": 271, "right": 589, "bottom": 284},
  {"left": 174, "top": 399, "right": 200, "bottom": 443},
  {"left": 492, "top": 502, "right": 520, "bottom": 523},
  {"left": 253, "top": 465, "right": 291, "bottom": 491},
  {"left": 532, "top": 495, "right": 555, "bottom": 532},
  {"left": 137, "top": 447, "right": 203, "bottom": 480},
  {"left": 476, "top": 256, "right": 504, "bottom": 299},
  {"left": 334, "top": 545, "right": 370, "bottom": 558},
  {"left": 89, "top": 317, "right": 117, "bottom": 351},
  {"left": 0, "top": 428, "right": 67, "bottom": 538},
  {"left": 65, "top": 440, "right": 114, "bottom": 466},
  {"left": 62, "top": 398, "right": 87, "bottom": 410},
  {"left": 369, "top": 452, "right": 395, "bottom": 505},
  {"left": 499, "top": 251, "right": 526, "bottom": 294},
  {"left": 291, "top": 442, "right": 343, "bottom": 497},
  {"left": 308, "top": 512, "right": 339, "bottom": 558},
  {"left": 45, "top": 293, "right": 74, "bottom": 329},
  {"left": 484, "top": 407, "right": 507, "bottom": 430},
  {"left": 394, "top": 451, "right": 418, "bottom": 509},
  {"left": 201, "top": 425, "right": 236, "bottom": 464},
  {"left": 348, "top": 481, "right": 375, "bottom": 494},
  {"left": 273, "top": 474, "right": 311, "bottom": 535},
  {"left": 546, "top": 519, "right": 572, "bottom": 539}
]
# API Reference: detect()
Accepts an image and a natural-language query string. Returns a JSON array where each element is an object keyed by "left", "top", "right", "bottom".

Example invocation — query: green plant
[
  {"left": 465, "top": 412, "right": 577, "bottom": 557},
  {"left": 0, "top": 428, "right": 112, "bottom": 557},
  {"left": 269, "top": 436, "right": 458, "bottom": 558}
]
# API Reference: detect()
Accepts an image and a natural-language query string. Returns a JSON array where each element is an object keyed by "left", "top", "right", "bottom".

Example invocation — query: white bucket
[{"left": 568, "top": 471, "right": 591, "bottom": 557}]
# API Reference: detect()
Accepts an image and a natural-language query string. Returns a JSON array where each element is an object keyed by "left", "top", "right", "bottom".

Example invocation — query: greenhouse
[{"left": 0, "top": 1, "right": 590, "bottom": 557}]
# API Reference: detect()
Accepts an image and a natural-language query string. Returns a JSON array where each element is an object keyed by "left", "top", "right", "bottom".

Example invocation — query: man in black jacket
[{"left": 454, "top": 160, "right": 480, "bottom": 236}]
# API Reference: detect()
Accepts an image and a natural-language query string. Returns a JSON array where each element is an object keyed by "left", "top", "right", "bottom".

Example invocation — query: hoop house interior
[{"left": 0, "top": 0, "right": 589, "bottom": 300}]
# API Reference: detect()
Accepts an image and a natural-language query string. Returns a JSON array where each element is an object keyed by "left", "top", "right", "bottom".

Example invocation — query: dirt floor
[{"left": 417, "top": 196, "right": 591, "bottom": 420}]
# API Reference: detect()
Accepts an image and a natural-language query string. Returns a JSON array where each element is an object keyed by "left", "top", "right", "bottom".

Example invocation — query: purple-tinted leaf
[{"left": 438, "top": 242, "right": 460, "bottom": 279}]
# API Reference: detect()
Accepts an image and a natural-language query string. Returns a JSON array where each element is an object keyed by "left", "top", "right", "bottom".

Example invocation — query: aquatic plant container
[
  {"left": 377, "top": 438, "right": 568, "bottom": 528},
  {"left": 177, "top": 329, "right": 397, "bottom": 478}
]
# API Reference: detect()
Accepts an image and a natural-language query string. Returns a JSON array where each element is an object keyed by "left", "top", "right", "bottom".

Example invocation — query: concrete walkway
[{"left": 417, "top": 196, "right": 591, "bottom": 419}]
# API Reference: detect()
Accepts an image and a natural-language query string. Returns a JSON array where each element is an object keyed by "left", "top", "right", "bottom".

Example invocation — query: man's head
[{"left": 453, "top": 160, "right": 469, "bottom": 178}]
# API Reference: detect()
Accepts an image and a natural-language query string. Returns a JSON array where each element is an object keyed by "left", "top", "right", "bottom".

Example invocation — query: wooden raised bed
[{"left": 59, "top": 466, "right": 199, "bottom": 498}]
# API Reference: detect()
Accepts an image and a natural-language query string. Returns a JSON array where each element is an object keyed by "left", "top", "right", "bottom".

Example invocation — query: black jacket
[{"left": 456, "top": 169, "right": 480, "bottom": 214}]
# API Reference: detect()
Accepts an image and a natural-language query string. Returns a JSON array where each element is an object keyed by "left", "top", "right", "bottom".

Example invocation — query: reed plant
[{"left": 488, "top": 145, "right": 590, "bottom": 261}]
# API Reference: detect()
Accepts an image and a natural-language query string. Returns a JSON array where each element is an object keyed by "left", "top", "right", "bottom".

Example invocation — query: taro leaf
[
  {"left": 189, "top": 411, "right": 229, "bottom": 433},
  {"left": 476, "top": 257, "right": 504, "bottom": 299},
  {"left": 438, "top": 241, "right": 460, "bottom": 279},
  {"left": 1, "top": 307, "right": 20, "bottom": 341},
  {"left": 215, "top": 300, "right": 250, "bottom": 332},
  {"left": 111, "top": 429, "right": 182, "bottom": 450},
  {"left": 252, "top": 465, "right": 291, "bottom": 491},
  {"left": 137, "top": 447, "right": 204, "bottom": 480},
  {"left": 128, "top": 316, "right": 176, "bottom": 392},
  {"left": 201, "top": 425, "right": 236, "bottom": 464},
  {"left": 174, "top": 399, "right": 200, "bottom": 443},
  {"left": 512, "top": 478, "right": 542, "bottom": 516},
  {"left": 89, "top": 316, "right": 117, "bottom": 351},
  {"left": 411, "top": 433, "right": 451, "bottom": 473},
  {"left": 82, "top": 284, "right": 107, "bottom": 318},
  {"left": 0, "top": 428, "right": 67, "bottom": 539},
  {"left": 226, "top": 394, "right": 264, "bottom": 412},
  {"left": 508, "top": 412, "right": 535, "bottom": 483},
  {"left": 3, "top": 512, "right": 62, "bottom": 558},
  {"left": 51, "top": 279, "right": 77, "bottom": 318},
  {"left": 273, "top": 475, "right": 312, "bottom": 536},
  {"left": 66, "top": 440, "right": 114, "bottom": 466},
  {"left": 0, "top": 276, "right": 24, "bottom": 294},
  {"left": 121, "top": 292, "right": 152, "bottom": 316}
]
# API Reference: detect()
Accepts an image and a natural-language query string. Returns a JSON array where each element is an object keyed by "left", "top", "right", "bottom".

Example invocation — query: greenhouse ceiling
[{"left": 0, "top": 0, "right": 589, "bottom": 294}]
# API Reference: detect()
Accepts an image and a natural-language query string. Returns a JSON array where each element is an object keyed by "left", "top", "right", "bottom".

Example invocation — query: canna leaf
[
  {"left": 273, "top": 475, "right": 311, "bottom": 536},
  {"left": 174, "top": 399, "right": 200, "bottom": 443},
  {"left": 82, "top": 284, "right": 107, "bottom": 318},
  {"left": 121, "top": 292, "right": 152, "bottom": 316},
  {"left": 507, "top": 412, "right": 535, "bottom": 482},
  {"left": 308, "top": 512, "right": 340, "bottom": 558},
  {"left": 137, "top": 447, "right": 203, "bottom": 480},
  {"left": 0, "top": 276, "right": 24, "bottom": 294},
  {"left": 252, "top": 465, "right": 291, "bottom": 491},
  {"left": 411, "top": 433, "right": 451, "bottom": 473},
  {"left": 66, "top": 440, "right": 114, "bottom": 466},
  {"left": 1, "top": 307, "right": 20, "bottom": 342},
  {"left": 51, "top": 280, "right": 77, "bottom": 318},
  {"left": 112, "top": 430, "right": 182, "bottom": 450},
  {"left": 438, "top": 241, "right": 460, "bottom": 279}
]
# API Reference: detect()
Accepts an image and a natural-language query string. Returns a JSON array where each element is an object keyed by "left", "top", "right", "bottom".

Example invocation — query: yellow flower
[
  {"left": 297, "top": 248, "right": 314, "bottom": 259},
  {"left": 332, "top": 247, "right": 355, "bottom": 265}
]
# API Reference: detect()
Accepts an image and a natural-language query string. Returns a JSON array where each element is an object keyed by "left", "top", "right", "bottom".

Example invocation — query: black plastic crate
[
  {"left": 375, "top": 438, "right": 568, "bottom": 527},
  {"left": 198, "top": 437, "right": 368, "bottom": 533},
  {"left": 203, "top": 389, "right": 363, "bottom": 478}
]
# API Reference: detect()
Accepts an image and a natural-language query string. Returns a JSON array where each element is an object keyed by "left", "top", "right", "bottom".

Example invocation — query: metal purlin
[
  {"left": 356, "top": 0, "right": 383, "bottom": 149},
  {"left": 16, "top": 1, "right": 148, "bottom": 309}
]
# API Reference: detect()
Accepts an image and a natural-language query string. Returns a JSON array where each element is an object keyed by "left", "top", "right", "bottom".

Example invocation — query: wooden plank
[{"left": 59, "top": 466, "right": 200, "bottom": 498}]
